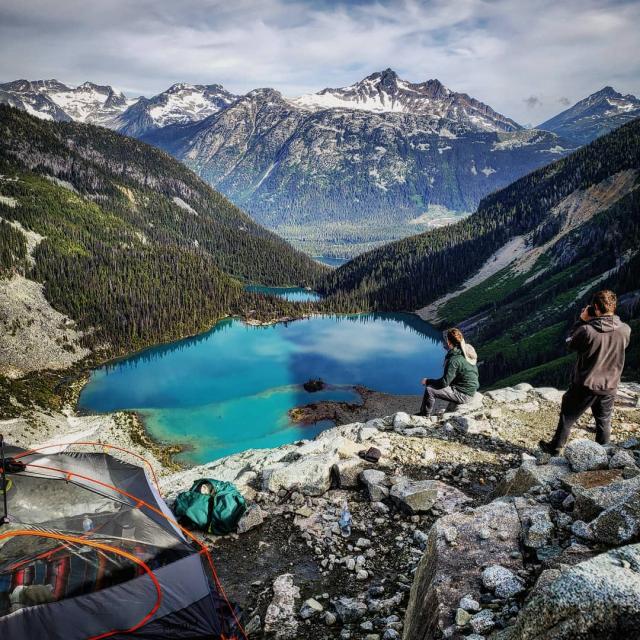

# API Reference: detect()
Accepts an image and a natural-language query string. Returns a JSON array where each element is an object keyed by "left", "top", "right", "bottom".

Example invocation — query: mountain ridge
[{"left": 319, "top": 117, "right": 640, "bottom": 387}]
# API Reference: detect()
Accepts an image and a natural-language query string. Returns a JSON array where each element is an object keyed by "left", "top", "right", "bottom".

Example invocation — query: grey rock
[
  {"left": 334, "top": 596, "right": 367, "bottom": 623},
  {"left": 324, "top": 611, "right": 337, "bottom": 625},
  {"left": 459, "top": 594, "right": 481, "bottom": 612},
  {"left": 382, "top": 630, "right": 400, "bottom": 640},
  {"left": 587, "top": 489, "right": 640, "bottom": 545},
  {"left": 570, "top": 473, "right": 640, "bottom": 521},
  {"left": 403, "top": 499, "right": 523, "bottom": 639},
  {"left": 524, "top": 510, "right": 555, "bottom": 549},
  {"left": 390, "top": 478, "right": 471, "bottom": 514},
  {"left": 610, "top": 449, "right": 637, "bottom": 469},
  {"left": 300, "top": 598, "right": 324, "bottom": 619},
  {"left": 470, "top": 609, "right": 495, "bottom": 634},
  {"left": 495, "top": 458, "right": 571, "bottom": 497},
  {"left": 264, "top": 454, "right": 337, "bottom": 496},
  {"left": 564, "top": 439, "right": 608, "bottom": 472},
  {"left": 532, "top": 387, "right": 564, "bottom": 404},
  {"left": 332, "top": 457, "right": 370, "bottom": 489},
  {"left": 505, "top": 544, "right": 640, "bottom": 639},
  {"left": 486, "top": 388, "right": 529, "bottom": 403},
  {"left": 264, "top": 574, "right": 300, "bottom": 638},
  {"left": 453, "top": 415, "right": 493, "bottom": 436},
  {"left": 361, "top": 469, "right": 390, "bottom": 502},
  {"left": 237, "top": 503, "right": 264, "bottom": 533},
  {"left": 482, "top": 565, "right": 525, "bottom": 598}
]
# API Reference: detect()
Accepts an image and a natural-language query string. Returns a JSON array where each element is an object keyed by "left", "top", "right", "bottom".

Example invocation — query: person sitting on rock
[
  {"left": 418, "top": 328, "right": 479, "bottom": 416},
  {"left": 539, "top": 290, "right": 631, "bottom": 456}
]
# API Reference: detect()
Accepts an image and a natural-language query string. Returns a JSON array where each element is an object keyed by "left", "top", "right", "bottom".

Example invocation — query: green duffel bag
[{"left": 173, "top": 478, "right": 246, "bottom": 535}]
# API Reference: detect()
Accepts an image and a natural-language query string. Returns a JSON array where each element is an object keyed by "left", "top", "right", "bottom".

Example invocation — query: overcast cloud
[{"left": 1, "top": 0, "right": 638, "bottom": 123}]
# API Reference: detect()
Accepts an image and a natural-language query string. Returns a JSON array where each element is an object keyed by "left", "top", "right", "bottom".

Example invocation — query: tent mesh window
[{"left": 0, "top": 445, "right": 243, "bottom": 640}]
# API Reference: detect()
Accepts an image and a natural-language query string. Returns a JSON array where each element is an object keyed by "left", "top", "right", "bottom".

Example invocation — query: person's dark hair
[
  {"left": 592, "top": 290, "right": 617, "bottom": 314},
  {"left": 446, "top": 328, "right": 464, "bottom": 347}
]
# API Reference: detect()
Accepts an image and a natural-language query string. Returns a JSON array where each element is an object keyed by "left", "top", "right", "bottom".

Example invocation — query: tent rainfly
[{"left": 0, "top": 438, "right": 245, "bottom": 639}]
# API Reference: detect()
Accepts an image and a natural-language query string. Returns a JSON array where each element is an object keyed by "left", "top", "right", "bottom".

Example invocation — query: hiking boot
[{"left": 538, "top": 440, "right": 560, "bottom": 456}]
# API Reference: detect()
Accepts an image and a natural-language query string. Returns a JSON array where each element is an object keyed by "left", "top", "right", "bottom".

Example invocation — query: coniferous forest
[
  {"left": 319, "top": 118, "right": 640, "bottom": 387},
  {"left": 0, "top": 105, "right": 327, "bottom": 353}
]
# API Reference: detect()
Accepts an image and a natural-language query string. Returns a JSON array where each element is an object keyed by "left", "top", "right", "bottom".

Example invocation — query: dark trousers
[
  {"left": 550, "top": 384, "right": 615, "bottom": 448},
  {"left": 419, "top": 385, "right": 472, "bottom": 416}
]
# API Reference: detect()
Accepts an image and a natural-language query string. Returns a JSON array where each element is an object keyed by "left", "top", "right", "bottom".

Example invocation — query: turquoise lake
[
  {"left": 79, "top": 310, "right": 445, "bottom": 464},
  {"left": 245, "top": 285, "right": 321, "bottom": 302}
]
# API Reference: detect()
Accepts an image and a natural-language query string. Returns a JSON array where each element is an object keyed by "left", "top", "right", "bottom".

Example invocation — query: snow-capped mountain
[
  {"left": 112, "top": 83, "right": 238, "bottom": 137},
  {"left": 143, "top": 78, "right": 569, "bottom": 255},
  {"left": 538, "top": 86, "right": 640, "bottom": 145},
  {"left": 292, "top": 69, "right": 521, "bottom": 134},
  {"left": 0, "top": 79, "right": 136, "bottom": 125}
]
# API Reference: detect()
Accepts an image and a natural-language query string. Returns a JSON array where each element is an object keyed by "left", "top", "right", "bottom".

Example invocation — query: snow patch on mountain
[{"left": 292, "top": 69, "right": 522, "bottom": 134}]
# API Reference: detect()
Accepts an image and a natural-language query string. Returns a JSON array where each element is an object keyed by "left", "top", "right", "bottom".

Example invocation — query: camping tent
[{"left": 0, "top": 442, "right": 245, "bottom": 639}]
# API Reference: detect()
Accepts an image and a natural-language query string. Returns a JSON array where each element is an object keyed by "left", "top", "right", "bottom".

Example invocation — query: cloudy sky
[{"left": 1, "top": 0, "right": 638, "bottom": 123}]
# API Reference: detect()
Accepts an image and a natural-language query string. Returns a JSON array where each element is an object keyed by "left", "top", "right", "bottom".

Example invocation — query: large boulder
[
  {"left": 390, "top": 478, "right": 471, "bottom": 515},
  {"left": 403, "top": 499, "right": 523, "bottom": 640},
  {"left": 504, "top": 544, "right": 640, "bottom": 639},
  {"left": 567, "top": 473, "right": 640, "bottom": 522},
  {"left": 263, "top": 454, "right": 337, "bottom": 496},
  {"left": 587, "top": 488, "right": 640, "bottom": 545},
  {"left": 496, "top": 457, "right": 571, "bottom": 497},
  {"left": 564, "top": 439, "right": 608, "bottom": 472},
  {"left": 331, "top": 457, "right": 371, "bottom": 489},
  {"left": 532, "top": 387, "right": 564, "bottom": 404}
]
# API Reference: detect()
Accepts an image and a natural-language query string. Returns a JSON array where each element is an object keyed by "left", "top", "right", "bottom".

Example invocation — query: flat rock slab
[
  {"left": 504, "top": 544, "right": 640, "bottom": 639},
  {"left": 390, "top": 478, "right": 471, "bottom": 514},
  {"left": 403, "top": 499, "right": 523, "bottom": 640},
  {"left": 568, "top": 473, "right": 640, "bottom": 522}
]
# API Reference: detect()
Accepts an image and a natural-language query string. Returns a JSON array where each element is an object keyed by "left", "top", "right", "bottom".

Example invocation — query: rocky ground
[
  {"left": 155, "top": 382, "right": 640, "bottom": 639},
  {"left": 2, "top": 381, "right": 640, "bottom": 639}
]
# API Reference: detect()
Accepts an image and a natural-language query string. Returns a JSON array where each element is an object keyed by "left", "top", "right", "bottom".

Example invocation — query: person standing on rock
[
  {"left": 418, "top": 327, "right": 479, "bottom": 416},
  {"left": 539, "top": 290, "right": 631, "bottom": 455}
]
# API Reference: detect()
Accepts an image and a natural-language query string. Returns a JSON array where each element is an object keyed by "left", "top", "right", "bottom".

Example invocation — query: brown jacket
[{"left": 568, "top": 315, "right": 631, "bottom": 394}]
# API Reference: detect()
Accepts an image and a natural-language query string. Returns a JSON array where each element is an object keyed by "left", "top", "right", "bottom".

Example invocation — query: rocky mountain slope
[
  {"left": 111, "top": 82, "right": 238, "bottom": 137},
  {"left": 5, "top": 380, "right": 640, "bottom": 639},
  {"left": 321, "top": 118, "right": 640, "bottom": 388},
  {"left": 142, "top": 70, "right": 569, "bottom": 256},
  {"left": 538, "top": 86, "right": 640, "bottom": 146},
  {"left": 0, "top": 105, "right": 325, "bottom": 380},
  {"left": 0, "top": 79, "right": 136, "bottom": 125}
]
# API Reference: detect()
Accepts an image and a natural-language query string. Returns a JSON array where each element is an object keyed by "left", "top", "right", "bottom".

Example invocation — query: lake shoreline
[
  {"left": 73, "top": 304, "right": 441, "bottom": 468},
  {"left": 289, "top": 385, "right": 423, "bottom": 428}
]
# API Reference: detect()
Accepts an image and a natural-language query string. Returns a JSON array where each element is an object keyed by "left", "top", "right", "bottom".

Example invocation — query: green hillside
[
  {"left": 0, "top": 105, "right": 327, "bottom": 353},
  {"left": 320, "top": 118, "right": 640, "bottom": 387}
]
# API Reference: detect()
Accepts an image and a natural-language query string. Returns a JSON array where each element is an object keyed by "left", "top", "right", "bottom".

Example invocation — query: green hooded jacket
[{"left": 435, "top": 344, "right": 480, "bottom": 396}]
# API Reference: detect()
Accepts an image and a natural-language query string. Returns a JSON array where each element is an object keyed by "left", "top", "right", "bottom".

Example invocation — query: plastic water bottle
[
  {"left": 82, "top": 515, "right": 94, "bottom": 533},
  {"left": 338, "top": 501, "right": 352, "bottom": 537}
]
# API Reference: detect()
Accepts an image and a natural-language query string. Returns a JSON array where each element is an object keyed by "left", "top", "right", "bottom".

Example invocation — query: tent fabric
[
  {"left": 0, "top": 444, "right": 242, "bottom": 639},
  {"left": 174, "top": 479, "right": 246, "bottom": 535}
]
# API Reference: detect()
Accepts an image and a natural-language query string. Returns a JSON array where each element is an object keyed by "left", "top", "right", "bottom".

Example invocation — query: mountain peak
[
  {"left": 537, "top": 85, "right": 640, "bottom": 145},
  {"left": 292, "top": 70, "right": 519, "bottom": 132}
]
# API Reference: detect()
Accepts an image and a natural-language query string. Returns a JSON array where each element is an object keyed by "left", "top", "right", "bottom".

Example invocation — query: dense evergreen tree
[{"left": 0, "top": 105, "right": 326, "bottom": 354}]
